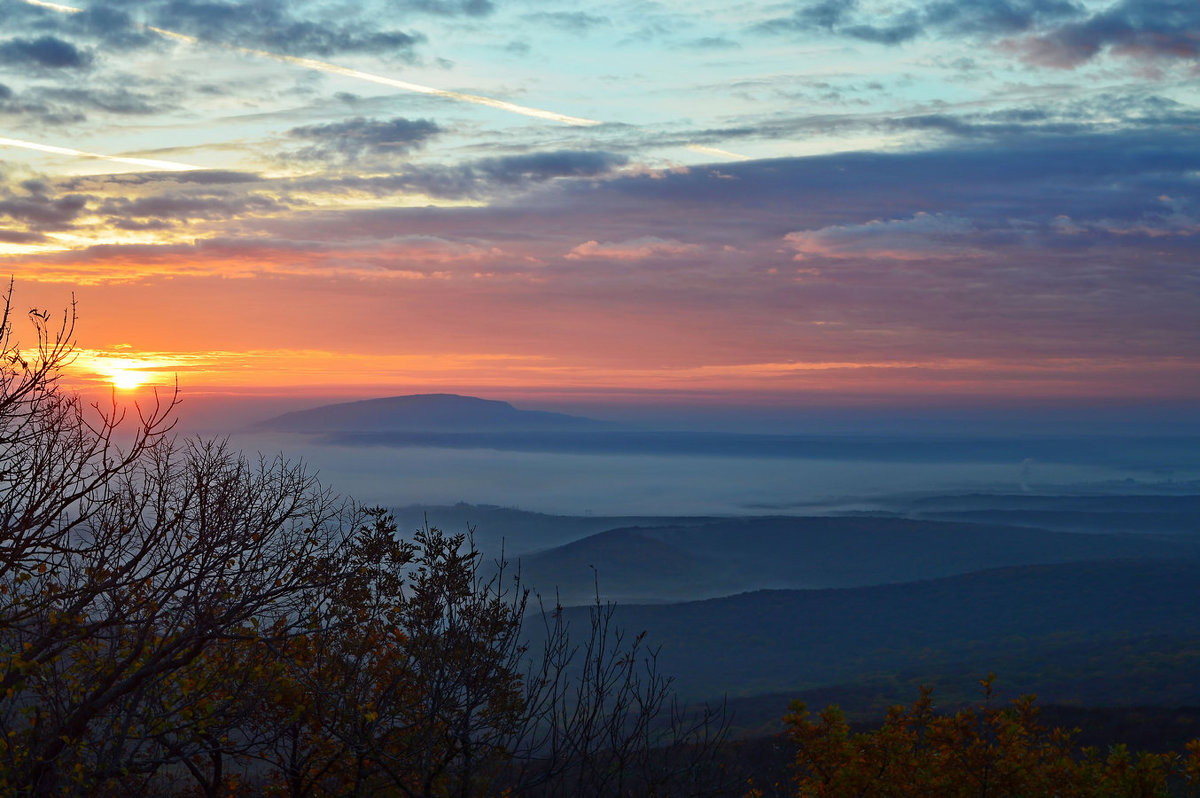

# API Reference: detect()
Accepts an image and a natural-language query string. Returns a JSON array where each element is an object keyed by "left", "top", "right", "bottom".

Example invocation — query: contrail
[
  {"left": 226, "top": 47, "right": 601, "bottom": 127},
  {"left": 21, "top": 0, "right": 602, "bottom": 127},
  {"left": 20, "top": 0, "right": 81, "bottom": 11},
  {"left": 0, "top": 135, "right": 200, "bottom": 171}
]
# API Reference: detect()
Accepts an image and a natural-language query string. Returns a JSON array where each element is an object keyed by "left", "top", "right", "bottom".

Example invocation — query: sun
[{"left": 109, "top": 369, "right": 146, "bottom": 390}]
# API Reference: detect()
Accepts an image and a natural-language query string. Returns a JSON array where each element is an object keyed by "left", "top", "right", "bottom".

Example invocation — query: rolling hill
[
  {"left": 531, "top": 559, "right": 1200, "bottom": 704},
  {"left": 512, "top": 515, "right": 1200, "bottom": 604}
]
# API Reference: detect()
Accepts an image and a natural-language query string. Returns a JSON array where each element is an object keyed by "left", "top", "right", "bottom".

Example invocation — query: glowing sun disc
[{"left": 110, "top": 369, "right": 146, "bottom": 390}]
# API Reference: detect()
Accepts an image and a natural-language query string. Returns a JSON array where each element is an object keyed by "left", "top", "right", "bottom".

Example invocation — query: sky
[{"left": 0, "top": 0, "right": 1198, "bottom": 422}]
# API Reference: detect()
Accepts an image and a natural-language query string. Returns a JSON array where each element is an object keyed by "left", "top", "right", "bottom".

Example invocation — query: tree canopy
[{"left": 775, "top": 677, "right": 1200, "bottom": 798}]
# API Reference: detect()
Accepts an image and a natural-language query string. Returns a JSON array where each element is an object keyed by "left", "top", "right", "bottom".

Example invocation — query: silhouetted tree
[
  {"left": 0, "top": 287, "right": 350, "bottom": 792},
  {"left": 0, "top": 286, "right": 731, "bottom": 796},
  {"left": 246, "top": 512, "right": 733, "bottom": 797}
]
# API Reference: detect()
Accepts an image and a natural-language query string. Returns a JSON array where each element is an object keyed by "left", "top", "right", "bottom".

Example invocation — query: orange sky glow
[{"left": 1, "top": 0, "right": 1197, "bottom": 419}]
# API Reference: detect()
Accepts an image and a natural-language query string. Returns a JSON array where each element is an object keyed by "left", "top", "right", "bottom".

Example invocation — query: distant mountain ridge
[
  {"left": 254, "top": 393, "right": 601, "bottom": 433},
  {"left": 512, "top": 515, "right": 1200, "bottom": 604}
]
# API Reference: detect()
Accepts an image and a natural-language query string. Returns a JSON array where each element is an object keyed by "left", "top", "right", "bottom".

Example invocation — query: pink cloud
[
  {"left": 565, "top": 237, "right": 701, "bottom": 261},
  {"left": 785, "top": 213, "right": 979, "bottom": 262}
]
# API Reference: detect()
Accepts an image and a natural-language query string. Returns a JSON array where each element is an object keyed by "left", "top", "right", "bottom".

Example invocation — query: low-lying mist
[{"left": 225, "top": 431, "right": 1189, "bottom": 516}]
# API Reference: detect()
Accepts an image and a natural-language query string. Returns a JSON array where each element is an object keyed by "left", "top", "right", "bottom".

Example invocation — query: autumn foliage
[{"left": 775, "top": 676, "right": 1200, "bottom": 798}]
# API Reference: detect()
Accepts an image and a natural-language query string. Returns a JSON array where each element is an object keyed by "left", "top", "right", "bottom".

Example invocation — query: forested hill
[{"left": 536, "top": 559, "right": 1200, "bottom": 704}]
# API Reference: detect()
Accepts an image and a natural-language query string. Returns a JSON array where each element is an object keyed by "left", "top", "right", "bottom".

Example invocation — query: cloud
[
  {"left": 0, "top": 84, "right": 88, "bottom": 124},
  {"left": 40, "top": 86, "right": 171, "bottom": 115},
  {"left": 924, "top": 0, "right": 1085, "bottom": 35},
  {"left": 258, "top": 130, "right": 1197, "bottom": 259},
  {"left": 0, "top": 79, "right": 178, "bottom": 123},
  {"left": 285, "top": 116, "right": 441, "bottom": 163},
  {"left": 0, "top": 229, "right": 47, "bottom": 244},
  {"left": 98, "top": 191, "right": 287, "bottom": 227},
  {"left": 62, "top": 6, "right": 161, "bottom": 51},
  {"left": 330, "top": 150, "right": 630, "bottom": 199},
  {"left": 17, "top": 0, "right": 601, "bottom": 127},
  {"left": 148, "top": 0, "right": 425, "bottom": 58},
  {"left": 888, "top": 109, "right": 1086, "bottom": 139},
  {"left": 637, "top": 87, "right": 1200, "bottom": 160},
  {"left": 1052, "top": 192, "right": 1199, "bottom": 239},
  {"left": 565, "top": 237, "right": 701, "bottom": 261},
  {"left": 4, "top": 234, "right": 505, "bottom": 283},
  {"left": 390, "top": 0, "right": 494, "bottom": 16},
  {"left": 1005, "top": 0, "right": 1200, "bottom": 68},
  {"left": 475, "top": 151, "right": 629, "bottom": 183},
  {"left": 0, "top": 182, "right": 89, "bottom": 230},
  {"left": 757, "top": 0, "right": 1198, "bottom": 71},
  {"left": 8, "top": 129, "right": 1197, "bottom": 375},
  {"left": 682, "top": 36, "right": 741, "bottom": 50},
  {"left": 521, "top": 12, "right": 610, "bottom": 34},
  {"left": 0, "top": 35, "right": 92, "bottom": 68},
  {"left": 785, "top": 213, "right": 981, "bottom": 261},
  {"left": 56, "top": 170, "right": 263, "bottom": 190},
  {"left": 0, "top": 171, "right": 277, "bottom": 243},
  {"left": 756, "top": 0, "right": 1083, "bottom": 45}
]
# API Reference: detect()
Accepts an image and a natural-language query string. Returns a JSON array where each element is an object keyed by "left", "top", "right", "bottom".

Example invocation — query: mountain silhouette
[{"left": 254, "top": 393, "right": 601, "bottom": 433}]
